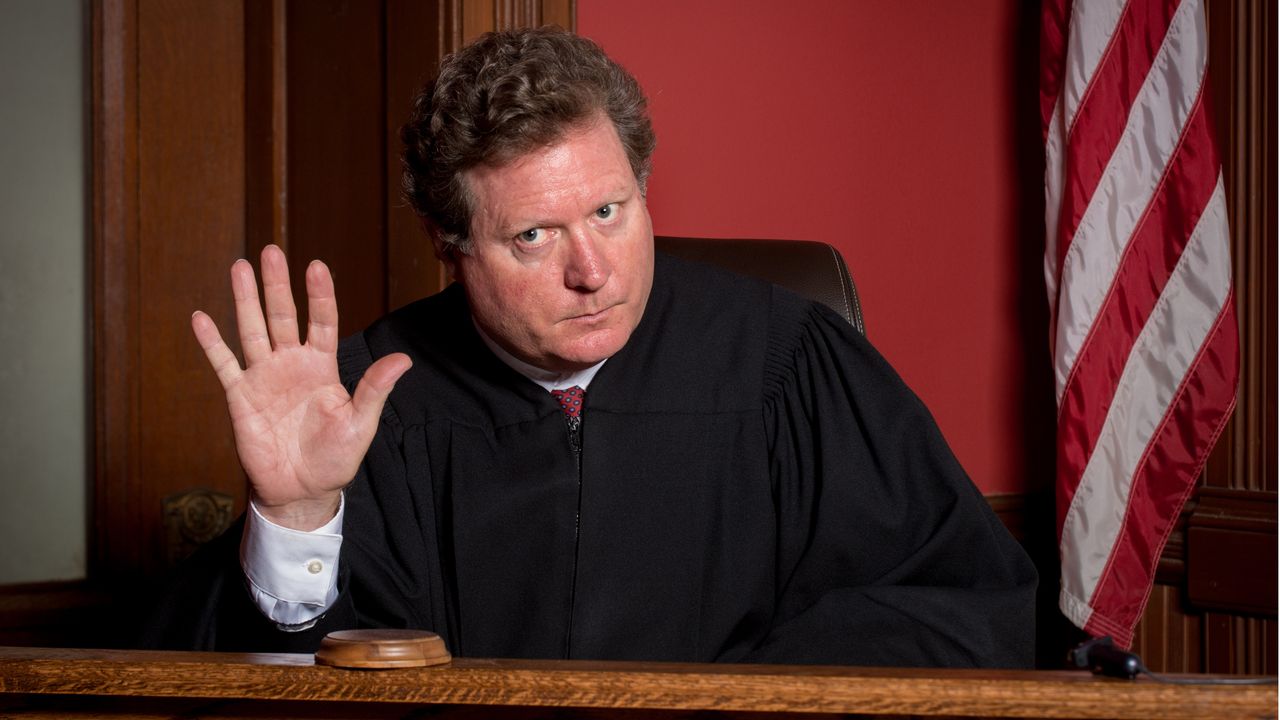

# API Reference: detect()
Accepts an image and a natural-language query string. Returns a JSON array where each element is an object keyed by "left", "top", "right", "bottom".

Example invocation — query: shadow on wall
[{"left": 1003, "top": 0, "right": 1087, "bottom": 668}]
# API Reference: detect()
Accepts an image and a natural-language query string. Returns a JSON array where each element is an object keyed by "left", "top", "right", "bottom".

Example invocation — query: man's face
[{"left": 448, "top": 115, "right": 655, "bottom": 372}]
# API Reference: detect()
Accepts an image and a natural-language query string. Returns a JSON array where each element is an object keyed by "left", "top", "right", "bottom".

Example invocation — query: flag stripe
[
  {"left": 1045, "top": 100, "right": 1067, "bottom": 317},
  {"left": 1043, "top": 0, "right": 1127, "bottom": 309},
  {"left": 1058, "top": 178, "right": 1233, "bottom": 628},
  {"left": 1053, "top": 0, "right": 1207, "bottom": 402},
  {"left": 1040, "top": 0, "right": 1074, "bottom": 136},
  {"left": 1083, "top": 294, "right": 1238, "bottom": 646},
  {"left": 1059, "top": 0, "right": 1129, "bottom": 134},
  {"left": 1052, "top": 0, "right": 1182, "bottom": 280},
  {"left": 1054, "top": 92, "right": 1219, "bottom": 533}
]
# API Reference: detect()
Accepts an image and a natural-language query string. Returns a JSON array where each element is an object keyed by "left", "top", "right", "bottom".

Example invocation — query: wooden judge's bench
[{"left": 0, "top": 646, "right": 1274, "bottom": 719}]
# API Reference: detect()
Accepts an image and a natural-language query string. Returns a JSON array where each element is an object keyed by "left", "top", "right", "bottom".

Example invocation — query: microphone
[{"left": 1069, "top": 635, "right": 1142, "bottom": 680}]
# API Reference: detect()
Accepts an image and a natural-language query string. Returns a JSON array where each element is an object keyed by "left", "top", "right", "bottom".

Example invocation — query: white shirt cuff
[{"left": 240, "top": 495, "right": 343, "bottom": 630}]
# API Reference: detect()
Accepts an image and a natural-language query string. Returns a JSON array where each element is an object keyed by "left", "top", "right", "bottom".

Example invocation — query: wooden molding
[
  {"left": 494, "top": 0, "right": 538, "bottom": 29},
  {"left": 92, "top": 0, "right": 143, "bottom": 582},
  {"left": 985, "top": 492, "right": 1048, "bottom": 546},
  {"left": 1186, "top": 488, "right": 1278, "bottom": 615},
  {"left": 0, "top": 582, "right": 115, "bottom": 648}
]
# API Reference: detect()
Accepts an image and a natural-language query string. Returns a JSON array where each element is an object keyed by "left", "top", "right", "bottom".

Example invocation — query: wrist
[{"left": 252, "top": 492, "right": 342, "bottom": 532}]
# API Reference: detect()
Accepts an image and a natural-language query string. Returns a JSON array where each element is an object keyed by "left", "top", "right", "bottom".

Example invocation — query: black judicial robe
[{"left": 147, "top": 252, "right": 1036, "bottom": 667}]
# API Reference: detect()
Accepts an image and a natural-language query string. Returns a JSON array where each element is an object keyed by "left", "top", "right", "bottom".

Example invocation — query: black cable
[{"left": 1138, "top": 667, "right": 1276, "bottom": 686}]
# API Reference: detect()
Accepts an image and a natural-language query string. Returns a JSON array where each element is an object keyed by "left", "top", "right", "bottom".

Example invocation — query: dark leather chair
[{"left": 655, "top": 236, "right": 865, "bottom": 335}]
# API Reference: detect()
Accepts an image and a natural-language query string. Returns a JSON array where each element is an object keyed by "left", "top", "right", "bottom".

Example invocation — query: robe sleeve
[
  {"left": 136, "top": 513, "right": 361, "bottom": 651},
  {"left": 747, "top": 296, "right": 1037, "bottom": 668}
]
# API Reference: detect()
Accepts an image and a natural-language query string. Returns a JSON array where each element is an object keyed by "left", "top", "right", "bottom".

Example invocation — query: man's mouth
[{"left": 564, "top": 303, "right": 617, "bottom": 322}]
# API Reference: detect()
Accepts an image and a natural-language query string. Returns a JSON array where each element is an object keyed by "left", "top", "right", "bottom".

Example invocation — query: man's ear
[{"left": 421, "top": 218, "right": 461, "bottom": 281}]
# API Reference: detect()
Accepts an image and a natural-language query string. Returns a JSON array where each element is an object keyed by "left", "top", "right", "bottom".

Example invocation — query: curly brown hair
[{"left": 400, "top": 26, "right": 656, "bottom": 253}]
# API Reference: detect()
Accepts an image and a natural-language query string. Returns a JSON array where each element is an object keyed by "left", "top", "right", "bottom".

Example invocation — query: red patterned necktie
[
  {"left": 550, "top": 386, "right": 585, "bottom": 453},
  {"left": 550, "top": 386, "right": 585, "bottom": 419}
]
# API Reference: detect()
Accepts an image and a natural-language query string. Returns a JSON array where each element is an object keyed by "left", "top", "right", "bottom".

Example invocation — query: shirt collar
[{"left": 473, "top": 321, "right": 606, "bottom": 392}]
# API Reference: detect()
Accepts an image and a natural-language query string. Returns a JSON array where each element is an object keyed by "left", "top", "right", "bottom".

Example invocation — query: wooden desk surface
[{"left": 0, "top": 646, "right": 1274, "bottom": 719}]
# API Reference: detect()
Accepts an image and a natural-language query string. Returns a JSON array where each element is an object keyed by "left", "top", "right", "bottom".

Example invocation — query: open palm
[{"left": 191, "top": 245, "right": 411, "bottom": 530}]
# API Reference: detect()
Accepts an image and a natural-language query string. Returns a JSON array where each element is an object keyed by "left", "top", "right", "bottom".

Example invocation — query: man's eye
[
  {"left": 518, "top": 228, "right": 544, "bottom": 243},
  {"left": 595, "top": 203, "right": 618, "bottom": 220}
]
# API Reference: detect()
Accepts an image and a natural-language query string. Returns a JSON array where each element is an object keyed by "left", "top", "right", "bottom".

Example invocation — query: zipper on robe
[{"left": 563, "top": 415, "right": 583, "bottom": 658}]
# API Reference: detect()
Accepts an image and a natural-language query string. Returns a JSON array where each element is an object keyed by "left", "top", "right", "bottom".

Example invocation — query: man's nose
[{"left": 562, "top": 227, "right": 611, "bottom": 292}]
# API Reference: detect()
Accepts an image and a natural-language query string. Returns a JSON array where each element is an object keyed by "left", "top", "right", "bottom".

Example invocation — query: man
[{"left": 164, "top": 27, "right": 1036, "bottom": 666}]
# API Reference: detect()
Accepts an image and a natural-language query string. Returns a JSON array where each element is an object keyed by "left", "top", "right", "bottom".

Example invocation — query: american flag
[{"left": 1040, "top": 0, "right": 1239, "bottom": 647}]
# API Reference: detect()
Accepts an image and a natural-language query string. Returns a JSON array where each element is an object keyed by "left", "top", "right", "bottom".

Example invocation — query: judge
[{"left": 162, "top": 27, "right": 1037, "bottom": 667}]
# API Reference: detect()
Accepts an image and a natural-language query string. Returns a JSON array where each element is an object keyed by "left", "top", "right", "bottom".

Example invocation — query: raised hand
[{"left": 191, "top": 245, "right": 411, "bottom": 530}]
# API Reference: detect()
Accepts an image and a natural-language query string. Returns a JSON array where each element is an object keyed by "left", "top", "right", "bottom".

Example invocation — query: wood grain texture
[
  {"left": 0, "top": 648, "right": 1274, "bottom": 719},
  {"left": 135, "top": 0, "right": 249, "bottom": 577},
  {"left": 245, "top": 0, "right": 288, "bottom": 258},
  {"left": 1187, "top": 489, "right": 1277, "bottom": 615},
  {"left": 386, "top": 0, "right": 448, "bottom": 310},
  {"left": 284, "top": 0, "right": 388, "bottom": 335},
  {"left": 1133, "top": 584, "right": 1203, "bottom": 674},
  {"left": 94, "top": 0, "right": 250, "bottom": 586},
  {"left": 0, "top": 583, "right": 113, "bottom": 648},
  {"left": 462, "top": 0, "right": 494, "bottom": 43},
  {"left": 541, "top": 0, "right": 575, "bottom": 30},
  {"left": 0, "top": 695, "right": 865, "bottom": 719},
  {"left": 494, "top": 0, "right": 537, "bottom": 29}
]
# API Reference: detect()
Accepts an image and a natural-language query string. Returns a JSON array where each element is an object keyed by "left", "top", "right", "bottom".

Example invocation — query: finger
[
  {"left": 305, "top": 260, "right": 339, "bottom": 353},
  {"left": 351, "top": 353, "right": 412, "bottom": 430},
  {"left": 260, "top": 244, "right": 301, "bottom": 348},
  {"left": 191, "top": 310, "right": 244, "bottom": 390},
  {"left": 231, "top": 259, "right": 272, "bottom": 365}
]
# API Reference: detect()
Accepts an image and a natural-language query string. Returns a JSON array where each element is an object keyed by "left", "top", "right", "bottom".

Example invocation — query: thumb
[{"left": 351, "top": 352, "right": 412, "bottom": 428}]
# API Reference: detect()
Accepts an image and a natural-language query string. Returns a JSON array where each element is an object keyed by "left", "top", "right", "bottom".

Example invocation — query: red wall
[{"left": 579, "top": 0, "right": 1054, "bottom": 494}]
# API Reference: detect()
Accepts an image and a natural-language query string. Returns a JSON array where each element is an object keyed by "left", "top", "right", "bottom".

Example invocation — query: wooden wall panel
[
  {"left": 284, "top": 0, "right": 388, "bottom": 336},
  {"left": 1133, "top": 584, "right": 1203, "bottom": 673},
  {"left": 135, "top": 0, "right": 249, "bottom": 577},
  {"left": 491, "top": 0, "right": 576, "bottom": 33},
  {"left": 136, "top": 0, "right": 248, "bottom": 532},
  {"left": 1205, "top": 0, "right": 1276, "bottom": 497},
  {"left": 463, "top": 0, "right": 495, "bottom": 43},
  {"left": 386, "top": 0, "right": 450, "bottom": 310},
  {"left": 1203, "top": 613, "right": 1276, "bottom": 675},
  {"left": 245, "top": 0, "right": 288, "bottom": 258},
  {"left": 1130, "top": 589, "right": 1276, "bottom": 675},
  {"left": 541, "top": 0, "right": 576, "bottom": 30},
  {"left": 94, "top": 0, "right": 250, "bottom": 586}
]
